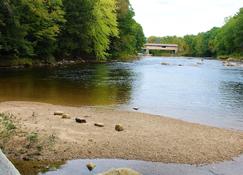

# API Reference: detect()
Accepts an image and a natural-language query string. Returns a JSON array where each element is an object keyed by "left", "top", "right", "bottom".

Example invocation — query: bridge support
[{"left": 145, "top": 49, "right": 150, "bottom": 55}]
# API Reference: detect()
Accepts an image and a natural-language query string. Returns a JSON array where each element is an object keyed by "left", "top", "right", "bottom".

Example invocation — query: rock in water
[
  {"left": 86, "top": 162, "right": 96, "bottom": 171},
  {"left": 54, "top": 111, "right": 64, "bottom": 115},
  {"left": 98, "top": 168, "right": 141, "bottom": 175},
  {"left": 115, "top": 124, "right": 124, "bottom": 132},
  {"left": 133, "top": 107, "right": 139, "bottom": 111},
  {"left": 161, "top": 62, "right": 170, "bottom": 66},
  {"left": 94, "top": 123, "right": 105, "bottom": 127},
  {"left": 75, "top": 118, "right": 86, "bottom": 123}
]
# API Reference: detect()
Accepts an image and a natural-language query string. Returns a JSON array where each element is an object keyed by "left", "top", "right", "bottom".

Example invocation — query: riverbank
[
  {"left": 0, "top": 56, "right": 139, "bottom": 68},
  {"left": 1, "top": 101, "right": 243, "bottom": 168},
  {"left": 0, "top": 57, "right": 89, "bottom": 68}
]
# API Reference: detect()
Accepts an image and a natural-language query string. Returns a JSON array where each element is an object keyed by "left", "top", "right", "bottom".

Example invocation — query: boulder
[
  {"left": 94, "top": 123, "right": 105, "bottom": 127},
  {"left": 0, "top": 149, "right": 21, "bottom": 175},
  {"left": 99, "top": 168, "right": 141, "bottom": 175},
  {"left": 115, "top": 124, "right": 124, "bottom": 132},
  {"left": 54, "top": 111, "right": 64, "bottom": 116},
  {"left": 86, "top": 162, "right": 96, "bottom": 171},
  {"left": 75, "top": 118, "right": 86, "bottom": 123}
]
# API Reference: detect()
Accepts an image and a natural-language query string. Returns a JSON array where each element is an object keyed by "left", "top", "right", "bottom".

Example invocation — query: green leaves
[
  {"left": 0, "top": 0, "right": 145, "bottom": 61},
  {"left": 109, "top": 0, "right": 146, "bottom": 59},
  {"left": 89, "top": 0, "right": 119, "bottom": 60},
  {"left": 0, "top": 0, "right": 65, "bottom": 58}
]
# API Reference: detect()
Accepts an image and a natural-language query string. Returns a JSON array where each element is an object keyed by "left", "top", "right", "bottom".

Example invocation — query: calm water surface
[
  {"left": 41, "top": 156, "right": 243, "bottom": 175},
  {"left": 0, "top": 57, "right": 243, "bottom": 130}
]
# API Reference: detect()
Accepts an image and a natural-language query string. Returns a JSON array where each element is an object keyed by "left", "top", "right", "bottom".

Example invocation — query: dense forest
[
  {"left": 0, "top": 0, "right": 145, "bottom": 65},
  {"left": 148, "top": 8, "right": 243, "bottom": 60}
]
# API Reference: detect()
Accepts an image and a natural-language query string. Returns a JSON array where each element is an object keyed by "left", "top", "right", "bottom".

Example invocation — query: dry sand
[{"left": 0, "top": 101, "right": 243, "bottom": 165}]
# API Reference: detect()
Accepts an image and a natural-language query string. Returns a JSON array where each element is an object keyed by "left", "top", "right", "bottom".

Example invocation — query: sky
[{"left": 130, "top": 0, "right": 242, "bottom": 37}]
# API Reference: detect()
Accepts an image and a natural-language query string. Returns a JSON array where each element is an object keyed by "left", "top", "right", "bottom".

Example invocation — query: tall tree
[
  {"left": 109, "top": 0, "right": 146, "bottom": 59},
  {"left": 57, "top": 0, "right": 118, "bottom": 61}
]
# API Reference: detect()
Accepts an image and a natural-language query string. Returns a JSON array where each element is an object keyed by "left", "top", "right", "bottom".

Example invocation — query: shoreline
[
  {"left": 0, "top": 56, "right": 242, "bottom": 69},
  {"left": 1, "top": 101, "right": 243, "bottom": 171}
]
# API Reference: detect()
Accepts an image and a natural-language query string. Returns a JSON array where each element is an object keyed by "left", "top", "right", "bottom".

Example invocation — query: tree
[
  {"left": 109, "top": 0, "right": 146, "bottom": 59},
  {"left": 0, "top": 0, "right": 65, "bottom": 59},
  {"left": 57, "top": 0, "right": 118, "bottom": 61}
]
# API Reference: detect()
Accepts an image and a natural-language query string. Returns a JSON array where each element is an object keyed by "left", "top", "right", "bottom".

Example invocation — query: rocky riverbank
[{"left": 1, "top": 101, "right": 243, "bottom": 174}]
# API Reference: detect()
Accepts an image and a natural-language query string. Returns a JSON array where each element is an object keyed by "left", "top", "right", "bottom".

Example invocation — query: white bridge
[{"left": 144, "top": 43, "right": 178, "bottom": 54}]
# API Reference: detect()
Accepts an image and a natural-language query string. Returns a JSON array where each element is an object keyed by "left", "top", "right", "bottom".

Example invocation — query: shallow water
[
  {"left": 0, "top": 57, "right": 243, "bottom": 130},
  {"left": 41, "top": 156, "right": 243, "bottom": 175}
]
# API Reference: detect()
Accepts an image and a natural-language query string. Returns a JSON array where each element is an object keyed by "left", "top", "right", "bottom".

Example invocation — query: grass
[
  {"left": 26, "top": 132, "right": 38, "bottom": 143},
  {"left": 0, "top": 113, "right": 16, "bottom": 133},
  {"left": 10, "top": 58, "right": 33, "bottom": 67}
]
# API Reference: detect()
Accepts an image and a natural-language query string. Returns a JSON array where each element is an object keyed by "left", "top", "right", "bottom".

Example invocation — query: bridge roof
[{"left": 145, "top": 43, "right": 178, "bottom": 47}]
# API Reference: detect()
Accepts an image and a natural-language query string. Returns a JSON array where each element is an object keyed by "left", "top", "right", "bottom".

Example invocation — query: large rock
[
  {"left": 0, "top": 149, "right": 21, "bottom": 175},
  {"left": 99, "top": 168, "right": 141, "bottom": 175}
]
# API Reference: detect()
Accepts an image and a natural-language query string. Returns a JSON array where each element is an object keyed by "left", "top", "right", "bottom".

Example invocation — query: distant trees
[
  {"left": 0, "top": 0, "right": 145, "bottom": 62},
  {"left": 147, "top": 8, "right": 243, "bottom": 60}
]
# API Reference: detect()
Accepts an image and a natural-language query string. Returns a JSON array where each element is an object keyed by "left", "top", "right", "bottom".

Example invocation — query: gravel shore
[{"left": 0, "top": 101, "right": 243, "bottom": 165}]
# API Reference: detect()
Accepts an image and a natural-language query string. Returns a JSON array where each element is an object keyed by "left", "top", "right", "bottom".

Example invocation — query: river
[{"left": 0, "top": 56, "right": 243, "bottom": 130}]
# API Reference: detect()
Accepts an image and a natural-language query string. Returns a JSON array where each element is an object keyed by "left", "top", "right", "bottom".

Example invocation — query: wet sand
[{"left": 0, "top": 101, "right": 243, "bottom": 165}]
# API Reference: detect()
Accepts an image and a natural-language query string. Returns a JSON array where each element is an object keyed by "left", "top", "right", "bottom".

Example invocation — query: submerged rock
[
  {"left": 75, "top": 118, "right": 87, "bottom": 123},
  {"left": 161, "top": 62, "right": 170, "bottom": 66},
  {"left": 86, "top": 162, "right": 96, "bottom": 171},
  {"left": 115, "top": 124, "right": 124, "bottom": 132},
  {"left": 99, "top": 168, "right": 141, "bottom": 175}
]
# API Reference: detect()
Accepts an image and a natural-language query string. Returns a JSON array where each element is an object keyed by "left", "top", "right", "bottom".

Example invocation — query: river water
[
  {"left": 1, "top": 56, "right": 243, "bottom": 175},
  {"left": 0, "top": 56, "right": 243, "bottom": 130}
]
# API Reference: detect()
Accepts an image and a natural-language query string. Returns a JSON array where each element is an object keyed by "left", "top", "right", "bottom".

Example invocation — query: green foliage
[
  {"left": 109, "top": 0, "right": 146, "bottom": 59},
  {"left": 0, "top": 0, "right": 144, "bottom": 62},
  {"left": 0, "top": 0, "right": 65, "bottom": 59},
  {"left": 0, "top": 113, "right": 16, "bottom": 132},
  {"left": 27, "top": 132, "right": 38, "bottom": 143}
]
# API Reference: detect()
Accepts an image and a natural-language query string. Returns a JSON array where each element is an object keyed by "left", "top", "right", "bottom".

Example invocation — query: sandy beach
[{"left": 0, "top": 101, "right": 243, "bottom": 166}]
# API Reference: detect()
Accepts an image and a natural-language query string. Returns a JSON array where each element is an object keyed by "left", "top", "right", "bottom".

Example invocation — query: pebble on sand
[
  {"left": 62, "top": 114, "right": 71, "bottom": 119},
  {"left": 75, "top": 118, "right": 87, "bottom": 123},
  {"left": 54, "top": 111, "right": 64, "bottom": 115},
  {"left": 115, "top": 124, "right": 124, "bottom": 132},
  {"left": 94, "top": 123, "right": 105, "bottom": 127}
]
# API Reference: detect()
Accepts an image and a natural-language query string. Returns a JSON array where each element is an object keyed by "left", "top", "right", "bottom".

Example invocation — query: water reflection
[
  {"left": 41, "top": 156, "right": 243, "bottom": 175},
  {"left": 0, "top": 64, "right": 134, "bottom": 106}
]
